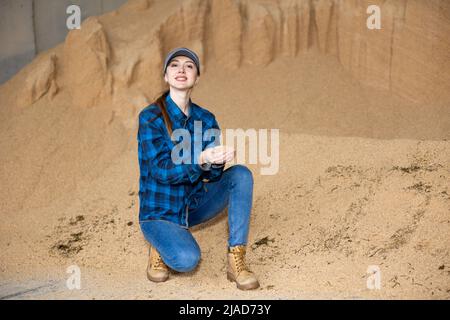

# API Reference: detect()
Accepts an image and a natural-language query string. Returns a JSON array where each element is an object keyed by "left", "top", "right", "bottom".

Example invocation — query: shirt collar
[{"left": 165, "top": 93, "right": 199, "bottom": 122}]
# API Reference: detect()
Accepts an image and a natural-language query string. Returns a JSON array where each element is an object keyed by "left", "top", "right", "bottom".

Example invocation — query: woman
[{"left": 137, "top": 47, "right": 259, "bottom": 290}]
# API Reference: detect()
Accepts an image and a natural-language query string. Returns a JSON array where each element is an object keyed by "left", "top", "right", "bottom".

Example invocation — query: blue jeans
[{"left": 139, "top": 164, "right": 254, "bottom": 272}]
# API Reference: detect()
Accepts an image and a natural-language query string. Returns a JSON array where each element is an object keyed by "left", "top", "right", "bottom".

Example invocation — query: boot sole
[
  {"left": 227, "top": 272, "right": 260, "bottom": 290},
  {"left": 147, "top": 269, "right": 169, "bottom": 283}
]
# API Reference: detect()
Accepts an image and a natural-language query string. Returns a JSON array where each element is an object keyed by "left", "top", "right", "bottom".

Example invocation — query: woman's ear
[{"left": 195, "top": 76, "right": 200, "bottom": 85}]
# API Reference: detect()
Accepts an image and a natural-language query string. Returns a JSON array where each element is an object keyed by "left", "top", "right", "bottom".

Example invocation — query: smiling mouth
[{"left": 175, "top": 77, "right": 187, "bottom": 81}]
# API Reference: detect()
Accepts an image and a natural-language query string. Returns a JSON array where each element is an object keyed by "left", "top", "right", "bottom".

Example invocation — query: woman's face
[{"left": 164, "top": 56, "right": 199, "bottom": 90}]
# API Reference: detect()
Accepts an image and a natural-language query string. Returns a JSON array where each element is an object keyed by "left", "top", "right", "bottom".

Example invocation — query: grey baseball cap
[{"left": 163, "top": 47, "right": 200, "bottom": 75}]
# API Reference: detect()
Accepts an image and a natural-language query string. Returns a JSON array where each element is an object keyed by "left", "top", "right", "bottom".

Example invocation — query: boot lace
[
  {"left": 151, "top": 248, "right": 167, "bottom": 270},
  {"left": 230, "top": 246, "right": 250, "bottom": 274}
]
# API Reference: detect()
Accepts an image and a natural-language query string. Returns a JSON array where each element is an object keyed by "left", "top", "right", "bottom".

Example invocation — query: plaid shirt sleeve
[
  {"left": 138, "top": 110, "right": 204, "bottom": 185},
  {"left": 201, "top": 116, "right": 225, "bottom": 182}
]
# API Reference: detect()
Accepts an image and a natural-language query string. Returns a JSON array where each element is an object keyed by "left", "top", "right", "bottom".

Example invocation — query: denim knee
[
  {"left": 229, "top": 164, "right": 253, "bottom": 185},
  {"left": 169, "top": 249, "right": 201, "bottom": 273}
]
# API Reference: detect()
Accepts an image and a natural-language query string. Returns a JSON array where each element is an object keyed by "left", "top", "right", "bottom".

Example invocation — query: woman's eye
[
  {"left": 170, "top": 63, "right": 178, "bottom": 67},
  {"left": 187, "top": 65, "right": 193, "bottom": 69}
]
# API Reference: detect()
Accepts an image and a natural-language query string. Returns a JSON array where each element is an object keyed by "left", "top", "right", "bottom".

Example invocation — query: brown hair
[{"left": 152, "top": 89, "right": 173, "bottom": 136}]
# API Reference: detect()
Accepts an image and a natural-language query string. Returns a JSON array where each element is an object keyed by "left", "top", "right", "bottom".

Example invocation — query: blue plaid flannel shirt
[{"left": 137, "top": 93, "right": 225, "bottom": 228}]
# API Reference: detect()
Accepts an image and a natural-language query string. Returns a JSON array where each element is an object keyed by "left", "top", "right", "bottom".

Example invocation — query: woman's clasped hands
[{"left": 198, "top": 145, "right": 235, "bottom": 165}]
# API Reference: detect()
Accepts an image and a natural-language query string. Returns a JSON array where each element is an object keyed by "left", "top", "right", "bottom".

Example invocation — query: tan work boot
[
  {"left": 227, "top": 245, "right": 260, "bottom": 290},
  {"left": 147, "top": 245, "right": 169, "bottom": 282}
]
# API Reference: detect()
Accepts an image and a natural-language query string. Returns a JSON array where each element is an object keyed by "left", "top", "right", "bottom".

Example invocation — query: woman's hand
[{"left": 198, "top": 146, "right": 235, "bottom": 165}]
